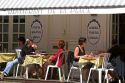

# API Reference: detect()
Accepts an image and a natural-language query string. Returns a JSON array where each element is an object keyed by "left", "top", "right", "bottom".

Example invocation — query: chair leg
[
  {"left": 105, "top": 70, "right": 109, "bottom": 83},
  {"left": 45, "top": 66, "right": 50, "bottom": 80},
  {"left": 119, "top": 77, "right": 124, "bottom": 83},
  {"left": 20, "top": 66, "right": 23, "bottom": 77},
  {"left": 98, "top": 70, "right": 102, "bottom": 83},
  {"left": 13, "top": 66, "right": 16, "bottom": 77},
  {"left": 58, "top": 68, "right": 61, "bottom": 80},
  {"left": 87, "top": 68, "right": 92, "bottom": 83},
  {"left": 71, "top": 68, "right": 75, "bottom": 80},
  {"left": 15, "top": 64, "right": 20, "bottom": 78},
  {"left": 25, "top": 67, "right": 28, "bottom": 79},
  {"left": 50, "top": 67, "right": 53, "bottom": 79},
  {"left": 67, "top": 67, "right": 72, "bottom": 82},
  {"left": 119, "top": 79, "right": 121, "bottom": 83},
  {"left": 123, "top": 77, "right": 125, "bottom": 83},
  {"left": 62, "top": 68, "right": 65, "bottom": 80},
  {"left": 79, "top": 68, "right": 82, "bottom": 83}
]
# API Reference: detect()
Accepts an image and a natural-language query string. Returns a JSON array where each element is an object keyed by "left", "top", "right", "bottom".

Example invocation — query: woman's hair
[
  {"left": 58, "top": 40, "right": 65, "bottom": 49},
  {"left": 25, "top": 38, "right": 34, "bottom": 46},
  {"left": 78, "top": 37, "right": 86, "bottom": 45}
]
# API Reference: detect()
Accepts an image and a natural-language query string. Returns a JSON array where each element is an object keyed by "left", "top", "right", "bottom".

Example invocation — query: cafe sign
[
  {"left": 31, "top": 19, "right": 43, "bottom": 43},
  {"left": 87, "top": 19, "right": 101, "bottom": 45}
]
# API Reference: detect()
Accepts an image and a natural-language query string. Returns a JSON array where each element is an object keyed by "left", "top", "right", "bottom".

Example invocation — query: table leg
[{"left": 98, "top": 69, "right": 102, "bottom": 83}]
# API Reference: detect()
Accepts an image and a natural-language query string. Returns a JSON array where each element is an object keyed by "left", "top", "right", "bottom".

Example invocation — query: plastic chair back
[
  {"left": 96, "top": 53, "right": 111, "bottom": 68},
  {"left": 103, "top": 53, "right": 111, "bottom": 67},
  {"left": 15, "top": 49, "right": 21, "bottom": 58},
  {"left": 55, "top": 51, "right": 66, "bottom": 66},
  {"left": 94, "top": 56, "right": 104, "bottom": 69}
]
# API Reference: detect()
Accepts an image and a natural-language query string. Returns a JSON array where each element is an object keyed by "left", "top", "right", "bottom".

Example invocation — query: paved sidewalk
[
  {"left": 0, "top": 81, "right": 21, "bottom": 83},
  {"left": 0, "top": 76, "right": 89, "bottom": 83}
]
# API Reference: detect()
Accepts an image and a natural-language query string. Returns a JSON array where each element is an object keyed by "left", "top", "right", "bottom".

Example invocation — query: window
[
  {"left": 112, "top": 14, "right": 119, "bottom": 45},
  {"left": 12, "top": 16, "right": 25, "bottom": 49},
  {"left": 0, "top": 16, "right": 9, "bottom": 52},
  {"left": 112, "top": 14, "right": 125, "bottom": 45},
  {"left": 0, "top": 16, "right": 26, "bottom": 52}
]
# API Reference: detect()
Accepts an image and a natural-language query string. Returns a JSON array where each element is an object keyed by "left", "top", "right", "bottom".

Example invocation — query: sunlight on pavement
[{"left": 0, "top": 81, "right": 21, "bottom": 83}]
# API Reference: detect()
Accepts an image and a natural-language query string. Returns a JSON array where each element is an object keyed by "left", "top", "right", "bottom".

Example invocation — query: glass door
[
  {"left": 112, "top": 14, "right": 119, "bottom": 45},
  {"left": 112, "top": 14, "right": 125, "bottom": 49},
  {"left": 0, "top": 16, "right": 25, "bottom": 52},
  {"left": 0, "top": 16, "right": 9, "bottom": 52}
]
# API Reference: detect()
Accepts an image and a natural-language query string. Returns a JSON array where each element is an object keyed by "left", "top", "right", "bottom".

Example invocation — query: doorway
[
  {"left": 119, "top": 14, "right": 125, "bottom": 45},
  {"left": 112, "top": 14, "right": 125, "bottom": 49}
]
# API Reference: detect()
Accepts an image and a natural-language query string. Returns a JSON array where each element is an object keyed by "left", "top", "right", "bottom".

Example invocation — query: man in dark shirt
[
  {"left": 108, "top": 40, "right": 125, "bottom": 83},
  {"left": 1, "top": 37, "right": 34, "bottom": 78}
]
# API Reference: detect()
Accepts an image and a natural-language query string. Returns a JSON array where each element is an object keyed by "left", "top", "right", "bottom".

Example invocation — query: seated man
[
  {"left": 107, "top": 40, "right": 124, "bottom": 82},
  {"left": 1, "top": 37, "right": 35, "bottom": 79}
]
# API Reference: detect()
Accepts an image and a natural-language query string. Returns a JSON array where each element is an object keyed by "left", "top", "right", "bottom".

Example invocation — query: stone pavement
[{"left": 0, "top": 79, "right": 87, "bottom": 83}]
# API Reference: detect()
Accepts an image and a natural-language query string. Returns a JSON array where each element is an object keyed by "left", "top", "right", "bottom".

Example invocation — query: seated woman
[
  {"left": 48, "top": 40, "right": 65, "bottom": 67},
  {"left": 73, "top": 37, "right": 87, "bottom": 66},
  {"left": 24, "top": 39, "right": 39, "bottom": 78},
  {"left": 42, "top": 40, "right": 65, "bottom": 79},
  {"left": 26, "top": 39, "right": 38, "bottom": 51},
  {"left": 73, "top": 37, "right": 94, "bottom": 81}
]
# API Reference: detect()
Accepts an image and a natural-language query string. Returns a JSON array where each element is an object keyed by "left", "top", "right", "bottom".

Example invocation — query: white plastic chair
[
  {"left": 15, "top": 49, "right": 23, "bottom": 78},
  {"left": 103, "top": 53, "right": 114, "bottom": 83},
  {"left": 103, "top": 53, "right": 121, "bottom": 83},
  {"left": 87, "top": 55, "right": 105, "bottom": 83},
  {"left": 45, "top": 51, "right": 66, "bottom": 80},
  {"left": 87, "top": 53, "right": 121, "bottom": 83},
  {"left": 67, "top": 63, "right": 85, "bottom": 83}
]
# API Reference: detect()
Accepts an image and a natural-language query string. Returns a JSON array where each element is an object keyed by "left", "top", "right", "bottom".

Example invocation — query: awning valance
[{"left": 0, "top": 0, "right": 125, "bottom": 15}]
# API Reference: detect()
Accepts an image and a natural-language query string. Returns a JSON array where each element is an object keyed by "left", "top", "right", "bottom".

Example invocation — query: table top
[
  {"left": 81, "top": 56, "right": 96, "bottom": 60},
  {"left": 79, "top": 56, "right": 97, "bottom": 64},
  {"left": 22, "top": 54, "right": 50, "bottom": 66},
  {"left": 27, "top": 54, "right": 51, "bottom": 58},
  {"left": 0, "top": 53, "right": 16, "bottom": 55},
  {"left": 0, "top": 53, "right": 16, "bottom": 63}
]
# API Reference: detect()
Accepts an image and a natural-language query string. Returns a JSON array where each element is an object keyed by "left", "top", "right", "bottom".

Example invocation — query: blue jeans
[
  {"left": 73, "top": 61, "right": 94, "bottom": 68},
  {"left": 73, "top": 61, "right": 85, "bottom": 68},
  {"left": 3, "top": 58, "right": 19, "bottom": 75}
]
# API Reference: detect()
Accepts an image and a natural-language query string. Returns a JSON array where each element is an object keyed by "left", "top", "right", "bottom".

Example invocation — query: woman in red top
[{"left": 48, "top": 40, "right": 65, "bottom": 67}]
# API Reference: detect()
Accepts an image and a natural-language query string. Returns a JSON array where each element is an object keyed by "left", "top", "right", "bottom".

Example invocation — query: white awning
[{"left": 0, "top": 0, "right": 125, "bottom": 15}]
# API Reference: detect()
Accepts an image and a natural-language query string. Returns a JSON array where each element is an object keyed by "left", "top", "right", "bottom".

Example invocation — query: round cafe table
[
  {"left": 22, "top": 54, "right": 51, "bottom": 66},
  {"left": 0, "top": 53, "right": 16, "bottom": 77},
  {"left": 0, "top": 53, "right": 16, "bottom": 63},
  {"left": 21, "top": 54, "right": 51, "bottom": 79},
  {"left": 79, "top": 56, "right": 96, "bottom": 64},
  {"left": 78, "top": 56, "right": 96, "bottom": 81}
]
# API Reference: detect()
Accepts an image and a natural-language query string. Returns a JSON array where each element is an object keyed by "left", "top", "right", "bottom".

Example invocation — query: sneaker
[
  {"left": 0, "top": 72, "right": 4, "bottom": 80},
  {"left": 0, "top": 72, "right": 7, "bottom": 80}
]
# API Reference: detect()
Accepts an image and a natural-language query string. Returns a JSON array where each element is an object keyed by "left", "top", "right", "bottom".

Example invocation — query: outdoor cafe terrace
[{"left": 0, "top": 51, "right": 124, "bottom": 83}]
